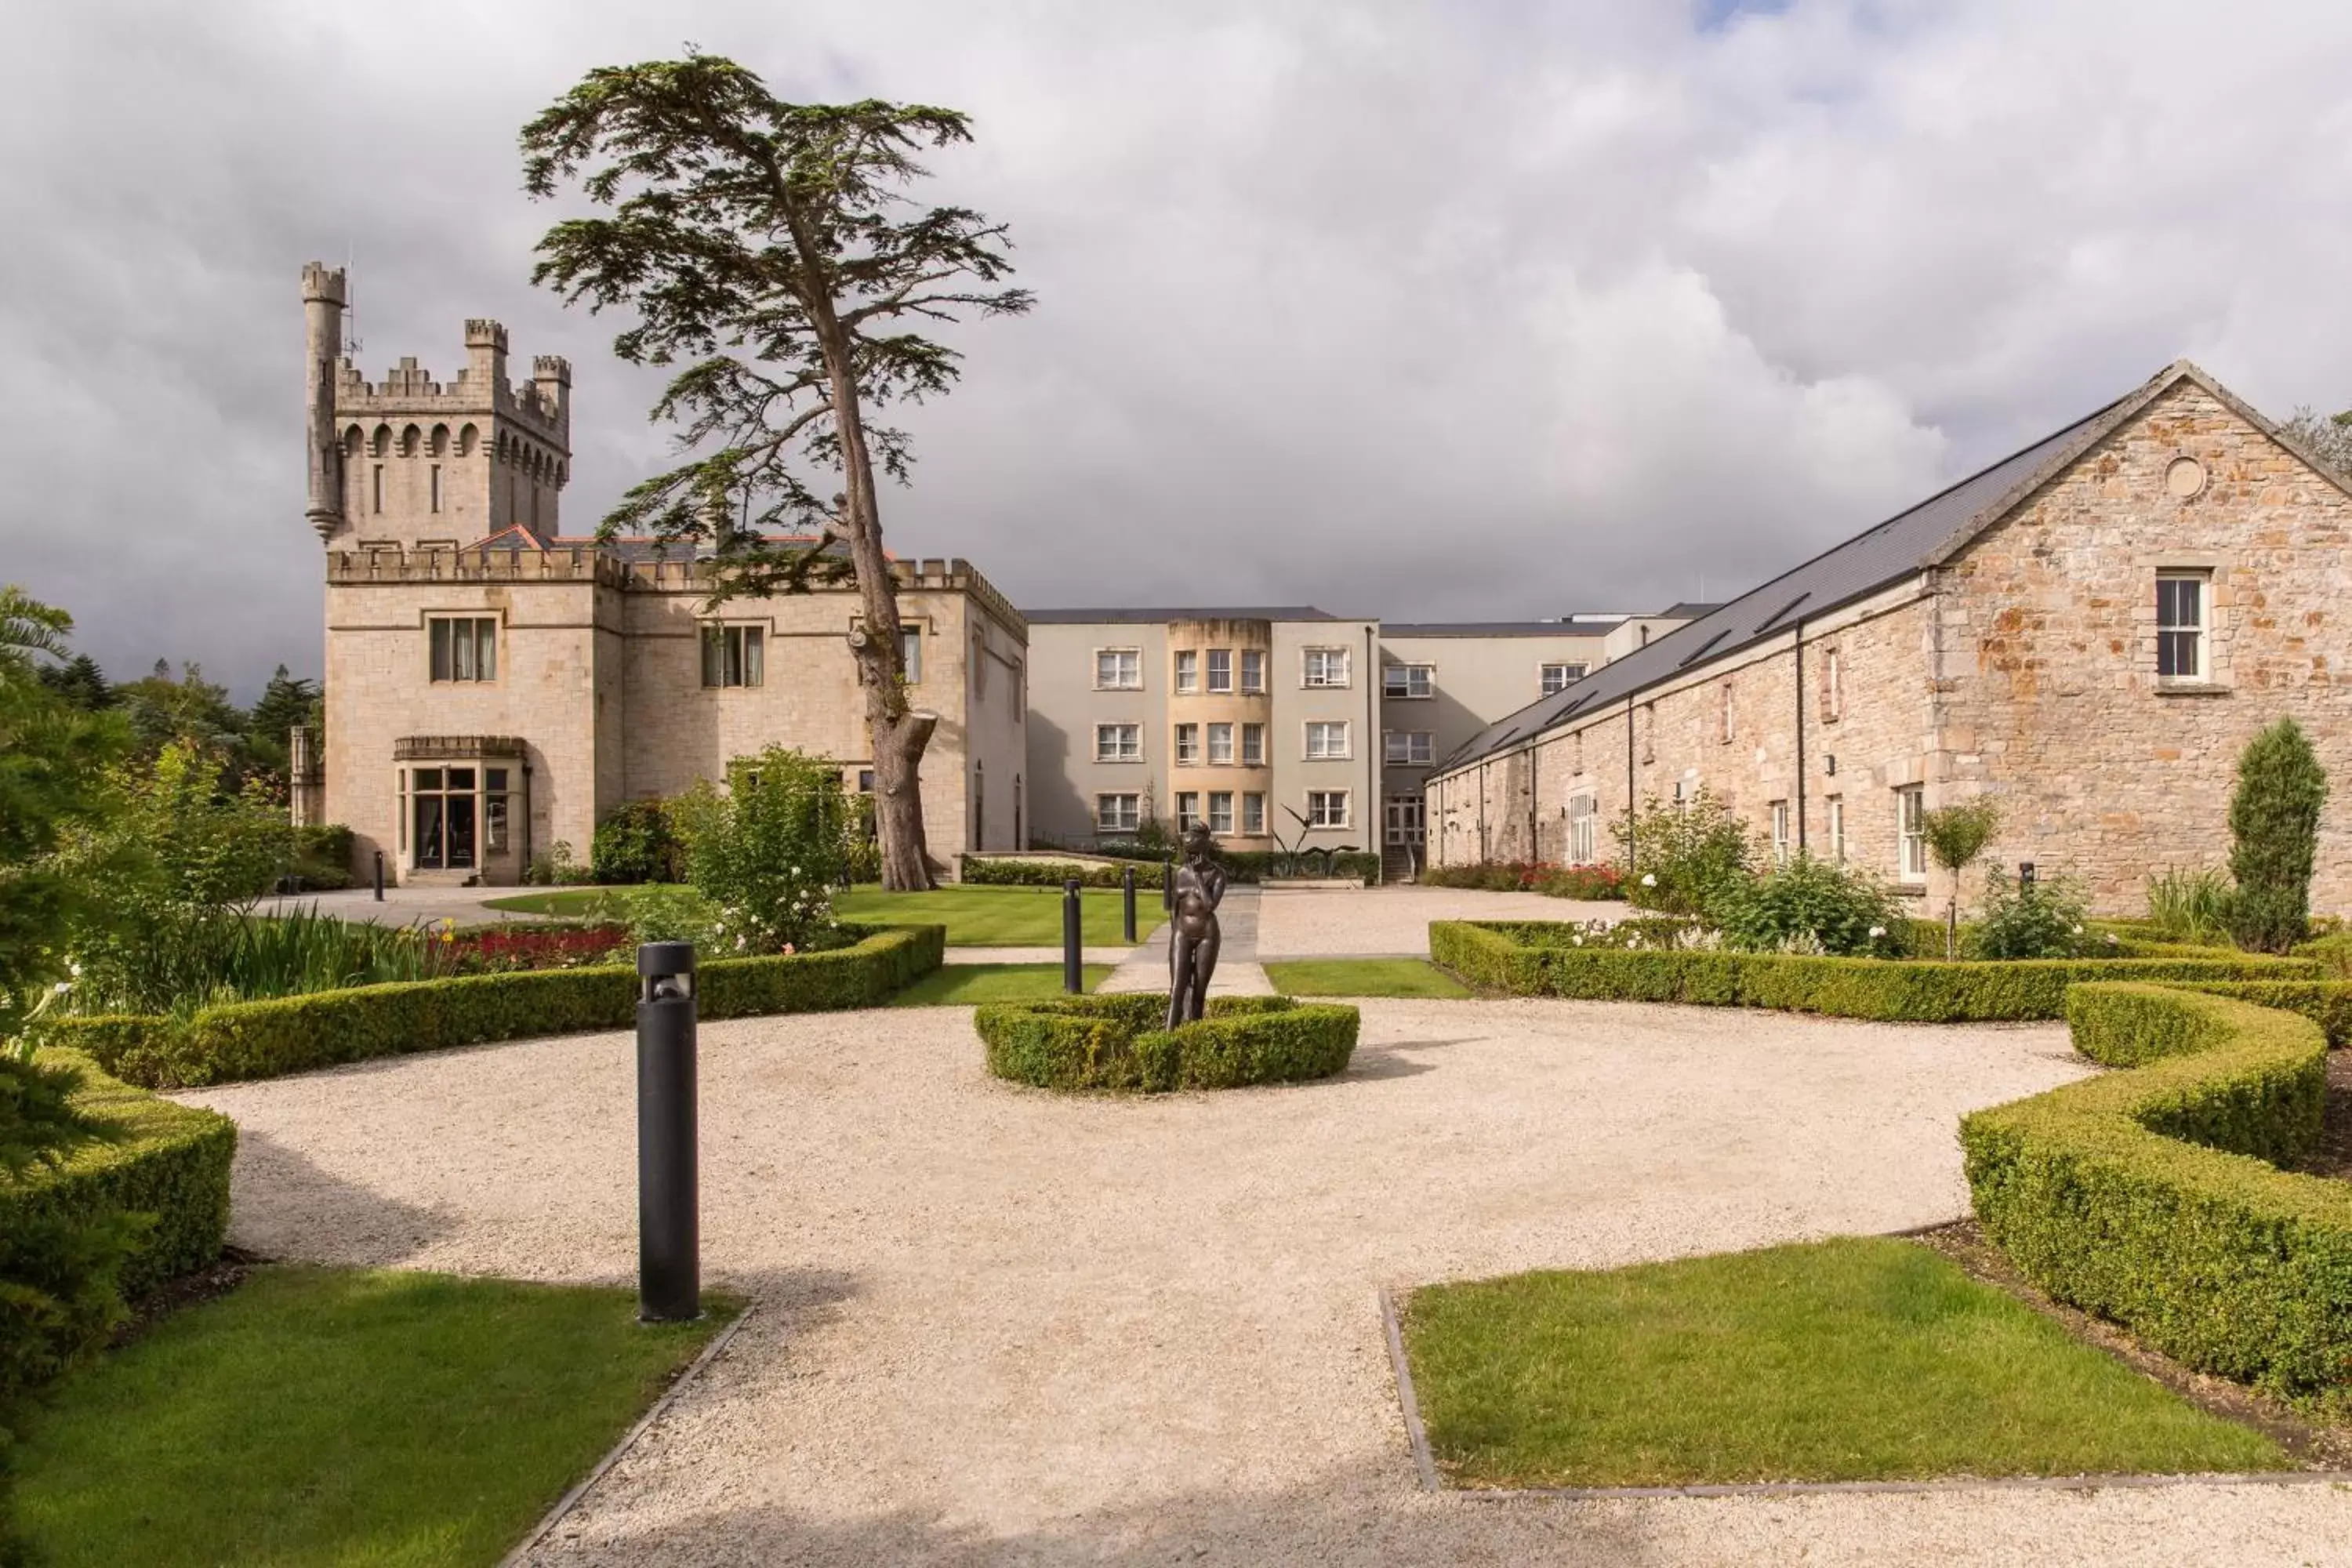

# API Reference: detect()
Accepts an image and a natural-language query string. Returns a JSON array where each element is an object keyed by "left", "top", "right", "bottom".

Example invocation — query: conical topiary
[{"left": 2226, "top": 717, "right": 2328, "bottom": 953}]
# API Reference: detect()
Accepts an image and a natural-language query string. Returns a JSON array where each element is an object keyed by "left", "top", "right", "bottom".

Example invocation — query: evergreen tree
[
  {"left": 111, "top": 659, "right": 248, "bottom": 771},
  {"left": 2226, "top": 717, "right": 2328, "bottom": 953},
  {"left": 243, "top": 666, "right": 320, "bottom": 783},
  {"left": 34, "top": 653, "right": 110, "bottom": 713}
]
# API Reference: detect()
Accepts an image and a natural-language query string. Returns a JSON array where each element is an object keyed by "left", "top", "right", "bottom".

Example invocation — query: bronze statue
[{"left": 1167, "top": 822, "right": 1227, "bottom": 1028}]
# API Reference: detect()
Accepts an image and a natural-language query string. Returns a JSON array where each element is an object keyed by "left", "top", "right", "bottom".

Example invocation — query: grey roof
[
  {"left": 1433, "top": 361, "right": 2256, "bottom": 776},
  {"left": 1383, "top": 619, "right": 1626, "bottom": 637},
  {"left": 1022, "top": 605, "right": 1349, "bottom": 625},
  {"left": 1657, "top": 601, "right": 1725, "bottom": 619}
]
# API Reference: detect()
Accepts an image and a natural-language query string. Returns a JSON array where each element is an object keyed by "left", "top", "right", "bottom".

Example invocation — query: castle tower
[
  {"left": 303, "top": 263, "right": 573, "bottom": 550},
  {"left": 301, "top": 263, "right": 348, "bottom": 543}
]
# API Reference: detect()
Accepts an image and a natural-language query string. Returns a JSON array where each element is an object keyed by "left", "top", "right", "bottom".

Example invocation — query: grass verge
[
  {"left": 485, "top": 883, "right": 1145, "bottom": 948},
  {"left": 11, "top": 1265, "right": 727, "bottom": 1566},
  {"left": 1399, "top": 1236, "right": 2291, "bottom": 1490},
  {"left": 891, "top": 963, "right": 1114, "bottom": 1007},
  {"left": 1261, "top": 958, "right": 1471, "bottom": 999}
]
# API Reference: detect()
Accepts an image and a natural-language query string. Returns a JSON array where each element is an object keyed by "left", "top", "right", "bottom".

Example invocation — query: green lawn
[
  {"left": 13, "top": 1266, "right": 726, "bottom": 1567},
  {"left": 485, "top": 883, "right": 1149, "bottom": 949},
  {"left": 890, "top": 963, "right": 1115, "bottom": 1007},
  {"left": 1262, "top": 959, "right": 1472, "bottom": 999},
  {"left": 1400, "top": 1237, "right": 2289, "bottom": 1490}
]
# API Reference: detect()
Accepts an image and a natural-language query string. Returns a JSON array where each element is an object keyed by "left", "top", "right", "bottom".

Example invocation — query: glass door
[{"left": 1385, "top": 797, "right": 1425, "bottom": 846}]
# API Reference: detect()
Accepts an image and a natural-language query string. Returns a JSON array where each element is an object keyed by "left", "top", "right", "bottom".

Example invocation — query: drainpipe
[
  {"left": 1367, "top": 622, "right": 1380, "bottom": 885},
  {"left": 1478, "top": 758, "right": 1490, "bottom": 862},
  {"left": 1624, "top": 696, "right": 1636, "bottom": 873},
  {"left": 1794, "top": 621, "right": 1807, "bottom": 855}
]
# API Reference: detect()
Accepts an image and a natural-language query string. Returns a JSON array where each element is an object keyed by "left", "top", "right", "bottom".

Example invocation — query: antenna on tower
[{"left": 343, "top": 239, "right": 361, "bottom": 359}]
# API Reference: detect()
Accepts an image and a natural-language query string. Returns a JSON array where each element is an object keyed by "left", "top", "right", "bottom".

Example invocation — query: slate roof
[
  {"left": 1022, "top": 606, "right": 1351, "bottom": 625},
  {"left": 1383, "top": 619, "right": 1629, "bottom": 637},
  {"left": 1432, "top": 360, "right": 2314, "bottom": 777}
]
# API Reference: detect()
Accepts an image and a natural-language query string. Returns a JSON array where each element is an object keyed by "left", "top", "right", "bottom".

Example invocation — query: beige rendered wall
[
  {"left": 1271, "top": 619, "right": 1380, "bottom": 849},
  {"left": 1163, "top": 618, "right": 1276, "bottom": 846},
  {"left": 1023, "top": 622, "right": 1169, "bottom": 844},
  {"left": 1377, "top": 629, "right": 1615, "bottom": 836}
]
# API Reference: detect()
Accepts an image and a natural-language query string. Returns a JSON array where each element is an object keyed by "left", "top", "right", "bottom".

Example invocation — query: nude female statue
[{"left": 1166, "top": 822, "right": 1228, "bottom": 1028}]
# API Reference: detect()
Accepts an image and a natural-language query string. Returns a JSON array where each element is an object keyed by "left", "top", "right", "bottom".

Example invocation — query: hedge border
[
  {"left": 1962, "top": 985, "right": 2350, "bottom": 1399},
  {"left": 974, "top": 993, "right": 1360, "bottom": 1092},
  {"left": 44, "top": 924, "right": 946, "bottom": 1090},
  {"left": 6, "top": 1050, "right": 235, "bottom": 1301},
  {"left": 1428, "top": 920, "right": 2319, "bottom": 1023}
]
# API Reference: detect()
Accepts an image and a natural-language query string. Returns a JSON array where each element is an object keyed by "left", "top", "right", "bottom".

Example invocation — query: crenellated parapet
[{"left": 327, "top": 545, "right": 630, "bottom": 587}]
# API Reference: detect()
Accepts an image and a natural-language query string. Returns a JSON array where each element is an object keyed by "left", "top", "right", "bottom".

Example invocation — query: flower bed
[
  {"left": 1429, "top": 920, "right": 2320, "bottom": 1022},
  {"left": 974, "top": 993, "right": 1359, "bottom": 1092},
  {"left": 1962, "top": 985, "right": 2350, "bottom": 1399},
  {"left": 43, "top": 924, "right": 945, "bottom": 1089}
]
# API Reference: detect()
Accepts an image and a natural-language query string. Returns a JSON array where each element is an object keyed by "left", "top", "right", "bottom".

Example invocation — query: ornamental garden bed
[
  {"left": 974, "top": 993, "right": 1359, "bottom": 1092},
  {"left": 44, "top": 924, "right": 945, "bottom": 1089},
  {"left": 1428, "top": 920, "right": 2318, "bottom": 1023}
]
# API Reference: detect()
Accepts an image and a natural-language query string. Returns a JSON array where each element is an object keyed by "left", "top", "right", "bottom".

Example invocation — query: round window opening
[{"left": 2165, "top": 456, "right": 2207, "bottom": 499}]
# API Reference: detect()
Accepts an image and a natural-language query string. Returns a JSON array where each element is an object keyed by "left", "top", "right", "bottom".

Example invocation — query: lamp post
[{"left": 636, "top": 942, "right": 700, "bottom": 1323}]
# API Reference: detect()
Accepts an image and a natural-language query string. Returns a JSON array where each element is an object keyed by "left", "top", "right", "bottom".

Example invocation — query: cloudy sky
[{"left": 8, "top": 0, "right": 2352, "bottom": 696}]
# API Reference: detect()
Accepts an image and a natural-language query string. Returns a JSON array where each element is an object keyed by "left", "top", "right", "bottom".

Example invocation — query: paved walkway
[
  {"left": 1099, "top": 885, "right": 1274, "bottom": 996},
  {"left": 172, "top": 1000, "right": 2352, "bottom": 1566},
  {"left": 252, "top": 884, "right": 532, "bottom": 928},
  {"left": 1256, "top": 884, "right": 1621, "bottom": 958}
]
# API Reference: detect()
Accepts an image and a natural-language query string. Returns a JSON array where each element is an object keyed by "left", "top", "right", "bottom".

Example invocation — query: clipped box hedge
[
  {"left": 1962, "top": 985, "right": 2350, "bottom": 1399},
  {"left": 959, "top": 856, "right": 1134, "bottom": 889},
  {"left": 975, "top": 993, "right": 1359, "bottom": 1092},
  {"left": 7, "top": 1050, "right": 235, "bottom": 1301},
  {"left": 46, "top": 924, "right": 946, "bottom": 1090},
  {"left": 1428, "top": 920, "right": 2319, "bottom": 1023}
]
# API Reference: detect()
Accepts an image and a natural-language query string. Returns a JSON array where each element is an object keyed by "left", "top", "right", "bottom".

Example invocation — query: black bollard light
[
  {"left": 636, "top": 941, "right": 700, "bottom": 1323},
  {"left": 372, "top": 849, "right": 385, "bottom": 902},
  {"left": 1121, "top": 865, "right": 1138, "bottom": 943},
  {"left": 1063, "top": 878, "right": 1083, "bottom": 994}
]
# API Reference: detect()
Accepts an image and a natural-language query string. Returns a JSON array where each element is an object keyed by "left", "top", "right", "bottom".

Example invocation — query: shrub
[
  {"left": 1428, "top": 920, "right": 2316, "bottom": 1022},
  {"left": 1975, "top": 867, "right": 2092, "bottom": 960},
  {"left": 589, "top": 800, "right": 681, "bottom": 885},
  {"left": 975, "top": 993, "right": 1359, "bottom": 1092},
  {"left": 524, "top": 839, "right": 593, "bottom": 887},
  {"left": 1920, "top": 797, "right": 2002, "bottom": 958},
  {"left": 959, "top": 856, "right": 1131, "bottom": 889},
  {"left": 1419, "top": 862, "right": 1626, "bottom": 900},
  {"left": 1963, "top": 985, "right": 2349, "bottom": 1399},
  {"left": 287, "top": 824, "right": 354, "bottom": 891},
  {"left": 669, "top": 746, "right": 850, "bottom": 953},
  {"left": 2145, "top": 866, "right": 2235, "bottom": 947},
  {"left": 60, "top": 906, "right": 468, "bottom": 1018},
  {"left": 1715, "top": 855, "right": 1905, "bottom": 957},
  {"left": 1611, "top": 790, "right": 1757, "bottom": 920},
  {"left": 2292, "top": 931, "right": 2352, "bottom": 978},
  {"left": 2228, "top": 717, "right": 2328, "bottom": 954},
  {"left": 42, "top": 926, "right": 945, "bottom": 1090}
]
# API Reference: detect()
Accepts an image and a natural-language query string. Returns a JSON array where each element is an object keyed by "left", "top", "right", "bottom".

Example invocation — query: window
[
  {"left": 1304, "top": 720, "right": 1351, "bottom": 760},
  {"left": 1770, "top": 800, "right": 1791, "bottom": 866},
  {"left": 1242, "top": 793, "right": 1267, "bottom": 835},
  {"left": 1240, "top": 649, "right": 1266, "bottom": 693},
  {"left": 1207, "top": 722, "right": 1234, "bottom": 764},
  {"left": 1828, "top": 796, "right": 1846, "bottom": 862},
  {"left": 900, "top": 626, "right": 923, "bottom": 684},
  {"left": 1207, "top": 791, "right": 1235, "bottom": 833},
  {"left": 1174, "top": 650, "right": 1199, "bottom": 694},
  {"left": 1174, "top": 723, "right": 1200, "bottom": 764},
  {"left": 1541, "top": 662, "right": 1588, "bottom": 696},
  {"left": 1240, "top": 723, "right": 1265, "bottom": 765},
  {"left": 1207, "top": 649, "right": 1233, "bottom": 692},
  {"left": 700, "top": 624, "right": 764, "bottom": 688},
  {"left": 372, "top": 463, "right": 383, "bottom": 514},
  {"left": 1897, "top": 786, "right": 1926, "bottom": 882},
  {"left": 1096, "top": 793, "right": 1140, "bottom": 833},
  {"left": 484, "top": 766, "right": 510, "bottom": 851},
  {"left": 1096, "top": 648, "right": 1142, "bottom": 690},
  {"left": 1303, "top": 647, "right": 1350, "bottom": 688},
  {"left": 406, "top": 764, "right": 478, "bottom": 870},
  {"left": 1094, "top": 723, "right": 1141, "bottom": 763},
  {"left": 429, "top": 615, "right": 498, "bottom": 683},
  {"left": 430, "top": 463, "right": 441, "bottom": 514},
  {"left": 1384, "top": 730, "right": 1435, "bottom": 765},
  {"left": 2158, "top": 571, "right": 2208, "bottom": 680},
  {"left": 1385, "top": 663, "right": 1435, "bottom": 699},
  {"left": 1175, "top": 791, "right": 1203, "bottom": 831},
  {"left": 1823, "top": 647, "right": 1844, "bottom": 722},
  {"left": 1567, "top": 793, "right": 1597, "bottom": 862},
  {"left": 1305, "top": 789, "right": 1350, "bottom": 829},
  {"left": 1719, "top": 681, "right": 1735, "bottom": 744}
]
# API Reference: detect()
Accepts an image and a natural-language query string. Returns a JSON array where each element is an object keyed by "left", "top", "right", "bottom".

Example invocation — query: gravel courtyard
[{"left": 180, "top": 999, "right": 2352, "bottom": 1566}]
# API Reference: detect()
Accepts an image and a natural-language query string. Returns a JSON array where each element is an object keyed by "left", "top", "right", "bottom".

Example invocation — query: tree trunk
[
  {"left": 1946, "top": 898, "right": 1958, "bottom": 962},
  {"left": 865, "top": 694, "right": 937, "bottom": 892}
]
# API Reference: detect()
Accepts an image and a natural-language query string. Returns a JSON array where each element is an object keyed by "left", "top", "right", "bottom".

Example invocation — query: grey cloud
[{"left": 5, "top": 0, "right": 2351, "bottom": 695}]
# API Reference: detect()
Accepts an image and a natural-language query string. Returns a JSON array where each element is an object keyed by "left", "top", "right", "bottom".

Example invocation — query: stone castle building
[
  {"left": 303, "top": 263, "right": 1028, "bottom": 884},
  {"left": 1426, "top": 361, "right": 2352, "bottom": 915}
]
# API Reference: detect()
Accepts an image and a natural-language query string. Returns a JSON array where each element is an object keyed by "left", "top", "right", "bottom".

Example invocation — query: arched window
[
  {"left": 399, "top": 424, "right": 422, "bottom": 457},
  {"left": 369, "top": 423, "right": 391, "bottom": 458},
  {"left": 342, "top": 425, "right": 363, "bottom": 459},
  {"left": 429, "top": 423, "right": 450, "bottom": 456},
  {"left": 457, "top": 423, "right": 478, "bottom": 458}
]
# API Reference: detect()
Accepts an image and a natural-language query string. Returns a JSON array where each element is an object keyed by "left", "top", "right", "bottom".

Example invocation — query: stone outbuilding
[{"left": 1426, "top": 361, "right": 2352, "bottom": 917}]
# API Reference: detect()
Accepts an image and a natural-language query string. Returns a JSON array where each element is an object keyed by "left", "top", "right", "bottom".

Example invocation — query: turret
[
  {"left": 463, "top": 319, "right": 509, "bottom": 397},
  {"left": 301, "top": 263, "right": 349, "bottom": 543},
  {"left": 531, "top": 355, "right": 572, "bottom": 443}
]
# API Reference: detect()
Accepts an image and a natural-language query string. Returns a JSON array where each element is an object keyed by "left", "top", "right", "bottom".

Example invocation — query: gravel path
[
  {"left": 1256, "top": 885, "right": 1621, "bottom": 957},
  {"left": 171, "top": 997, "right": 2352, "bottom": 1563}
]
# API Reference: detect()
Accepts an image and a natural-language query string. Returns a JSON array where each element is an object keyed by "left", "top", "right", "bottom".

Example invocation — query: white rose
[
  {"left": 1640, "top": 873, "right": 1657, "bottom": 888},
  {"left": 2072, "top": 924, "right": 2084, "bottom": 935},
  {"left": 1868, "top": 927, "right": 1886, "bottom": 938}
]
